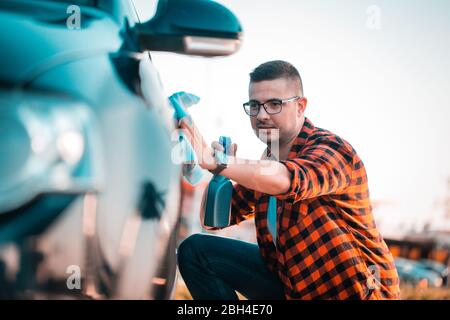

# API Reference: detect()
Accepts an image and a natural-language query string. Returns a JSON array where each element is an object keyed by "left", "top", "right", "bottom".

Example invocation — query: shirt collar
[
  {"left": 287, "top": 117, "right": 315, "bottom": 159},
  {"left": 265, "top": 117, "right": 315, "bottom": 160}
]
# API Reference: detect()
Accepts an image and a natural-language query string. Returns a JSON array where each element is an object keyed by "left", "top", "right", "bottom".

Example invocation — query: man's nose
[{"left": 256, "top": 106, "right": 270, "bottom": 121}]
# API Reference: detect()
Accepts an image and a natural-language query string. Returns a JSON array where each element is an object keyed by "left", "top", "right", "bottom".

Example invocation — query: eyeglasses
[{"left": 243, "top": 96, "right": 301, "bottom": 116}]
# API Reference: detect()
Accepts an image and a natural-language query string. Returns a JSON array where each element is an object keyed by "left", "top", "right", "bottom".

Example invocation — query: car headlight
[{"left": 0, "top": 89, "right": 104, "bottom": 213}]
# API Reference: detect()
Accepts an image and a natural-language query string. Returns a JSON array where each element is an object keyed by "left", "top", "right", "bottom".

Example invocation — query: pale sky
[{"left": 136, "top": 0, "right": 450, "bottom": 236}]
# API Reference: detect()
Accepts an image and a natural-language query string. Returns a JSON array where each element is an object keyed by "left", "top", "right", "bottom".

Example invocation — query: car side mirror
[{"left": 134, "top": 0, "right": 242, "bottom": 57}]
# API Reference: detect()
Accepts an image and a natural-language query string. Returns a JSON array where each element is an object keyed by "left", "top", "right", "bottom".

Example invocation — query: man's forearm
[{"left": 219, "top": 156, "right": 292, "bottom": 195}]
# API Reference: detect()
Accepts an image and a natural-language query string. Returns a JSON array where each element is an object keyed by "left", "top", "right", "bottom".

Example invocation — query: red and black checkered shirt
[{"left": 229, "top": 117, "right": 400, "bottom": 300}]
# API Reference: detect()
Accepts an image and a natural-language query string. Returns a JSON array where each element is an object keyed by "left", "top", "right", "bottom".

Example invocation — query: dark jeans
[{"left": 177, "top": 233, "right": 285, "bottom": 300}]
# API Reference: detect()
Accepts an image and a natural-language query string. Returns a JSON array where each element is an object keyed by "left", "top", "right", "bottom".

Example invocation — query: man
[{"left": 177, "top": 60, "right": 400, "bottom": 300}]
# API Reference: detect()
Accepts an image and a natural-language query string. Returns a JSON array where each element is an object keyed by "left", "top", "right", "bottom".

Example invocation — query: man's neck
[
  {"left": 278, "top": 136, "right": 297, "bottom": 160},
  {"left": 277, "top": 118, "right": 305, "bottom": 160}
]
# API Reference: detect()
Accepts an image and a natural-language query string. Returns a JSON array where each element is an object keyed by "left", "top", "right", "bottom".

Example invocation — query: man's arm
[
  {"left": 178, "top": 117, "right": 292, "bottom": 196},
  {"left": 275, "top": 139, "right": 354, "bottom": 203},
  {"left": 219, "top": 157, "right": 292, "bottom": 196},
  {"left": 178, "top": 117, "right": 353, "bottom": 202},
  {"left": 213, "top": 137, "right": 354, "bottom": 203},
  {"left": 219, "top": 139, "right": 354, "bottom": 203}
]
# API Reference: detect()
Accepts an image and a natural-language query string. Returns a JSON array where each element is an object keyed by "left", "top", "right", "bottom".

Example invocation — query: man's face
[{"left": 248, "top": 77, "right": 307, "bottom": 145}]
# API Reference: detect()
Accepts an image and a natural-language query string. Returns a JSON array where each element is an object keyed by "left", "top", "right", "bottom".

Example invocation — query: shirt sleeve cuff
[{"left": 275, "top": 160, "right": 302, "bottom": 201}]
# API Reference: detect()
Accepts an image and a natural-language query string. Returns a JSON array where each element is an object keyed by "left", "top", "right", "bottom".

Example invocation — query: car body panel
[{"left": 0, "top": 0, "right": 181, "bottom": 299}]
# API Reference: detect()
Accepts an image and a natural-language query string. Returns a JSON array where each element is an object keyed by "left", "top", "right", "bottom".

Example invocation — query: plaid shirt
[{"left": 229, "top": 118, "right": 400, "bottom": 300}]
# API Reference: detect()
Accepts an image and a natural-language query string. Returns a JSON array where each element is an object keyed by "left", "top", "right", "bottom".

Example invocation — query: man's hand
[
  {"left": 178, "top": 117, "right": 217, "bottom": 171},
  {"left": 211, "top": 140, "right": 238, "bottom": 159}
]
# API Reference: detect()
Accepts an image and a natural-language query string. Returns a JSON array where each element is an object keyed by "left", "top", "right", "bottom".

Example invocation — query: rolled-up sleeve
[{"left": 275, "top": 139, "right": 354, "bottom": 203}]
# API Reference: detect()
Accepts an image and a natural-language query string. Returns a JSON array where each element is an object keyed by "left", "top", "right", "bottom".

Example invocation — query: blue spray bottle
[{"left": 202, "top": 136, "right": 233, "bottom": 228}]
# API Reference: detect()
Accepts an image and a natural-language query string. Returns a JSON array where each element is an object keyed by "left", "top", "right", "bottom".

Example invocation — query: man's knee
[{"left": 177, "top": 233, "right": 204, "bottom": 268}]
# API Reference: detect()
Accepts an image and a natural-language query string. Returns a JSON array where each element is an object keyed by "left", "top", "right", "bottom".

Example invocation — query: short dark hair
[{"left": 249, "top": 60, "right": 303, "bottom": 96}]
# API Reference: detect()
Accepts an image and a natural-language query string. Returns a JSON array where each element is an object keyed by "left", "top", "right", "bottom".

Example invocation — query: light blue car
[
  {"left": 0, "top": 0, "right": 242, "bottom": 299},
  {"left": 394, "top": 257, "right": 447, "bottom": 288}
]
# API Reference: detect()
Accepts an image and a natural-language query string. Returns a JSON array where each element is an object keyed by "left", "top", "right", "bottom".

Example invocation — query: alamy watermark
[
  {"left": 66, "top": 265, "right": 81, "bottom": 290},
  {"left": 66, "top": 5, "right": 81, "bottom": 30},
  {"left": 366, "top": 5, "right": 382, "bottom": 30},
  {"left": 366, "top": 264, "right": 382, "bottom": 296}
]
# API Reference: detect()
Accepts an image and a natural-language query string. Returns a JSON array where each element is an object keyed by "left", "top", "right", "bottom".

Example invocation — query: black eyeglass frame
[{"left": 243, "top": 96, "right": 301, "bottom": 116}]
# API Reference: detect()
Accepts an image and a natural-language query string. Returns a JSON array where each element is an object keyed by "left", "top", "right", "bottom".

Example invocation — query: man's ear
[{"left": 297, "top": 97, "right": 307, "bottom": 116}]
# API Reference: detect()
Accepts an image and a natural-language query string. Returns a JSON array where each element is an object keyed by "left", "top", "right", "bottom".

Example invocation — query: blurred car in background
[
  {"left": 395, "top": 257, "right": 449, "bottom": 288},
  {"left": 0, "top": 0, "right": 242, "bottom": 299}
]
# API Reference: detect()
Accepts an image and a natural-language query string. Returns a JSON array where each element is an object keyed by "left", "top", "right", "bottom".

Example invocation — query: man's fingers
[
  {"left": 211, "top": 141, "right": 237, "bottom": 156},
  {"left": 178, "top": 117, "right": 192, "bottom": 132},
  {"left": 231, "top": 143, "right": 238, "bottom": 156},
  {"left": 178, "top": 118, "right": 216, "bottom": 168},
  {"left": 179, "top": 118, "right": 202, "bottom": 149},
  {"left": 211, "top": 141, "right": 224, "bottom": 152}
]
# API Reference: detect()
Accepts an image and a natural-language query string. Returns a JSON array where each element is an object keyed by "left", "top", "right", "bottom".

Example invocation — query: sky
[{"left": 135, "top": 0, "right": 450, "bottom": 236}]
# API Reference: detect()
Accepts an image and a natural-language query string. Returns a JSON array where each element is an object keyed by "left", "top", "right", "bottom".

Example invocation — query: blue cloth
[
  {"left": 267, "top": 196, "right": 277, "bottom": 244},
  {"left": 168, "top": 91, "right": 203, "bottom": 185}
]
